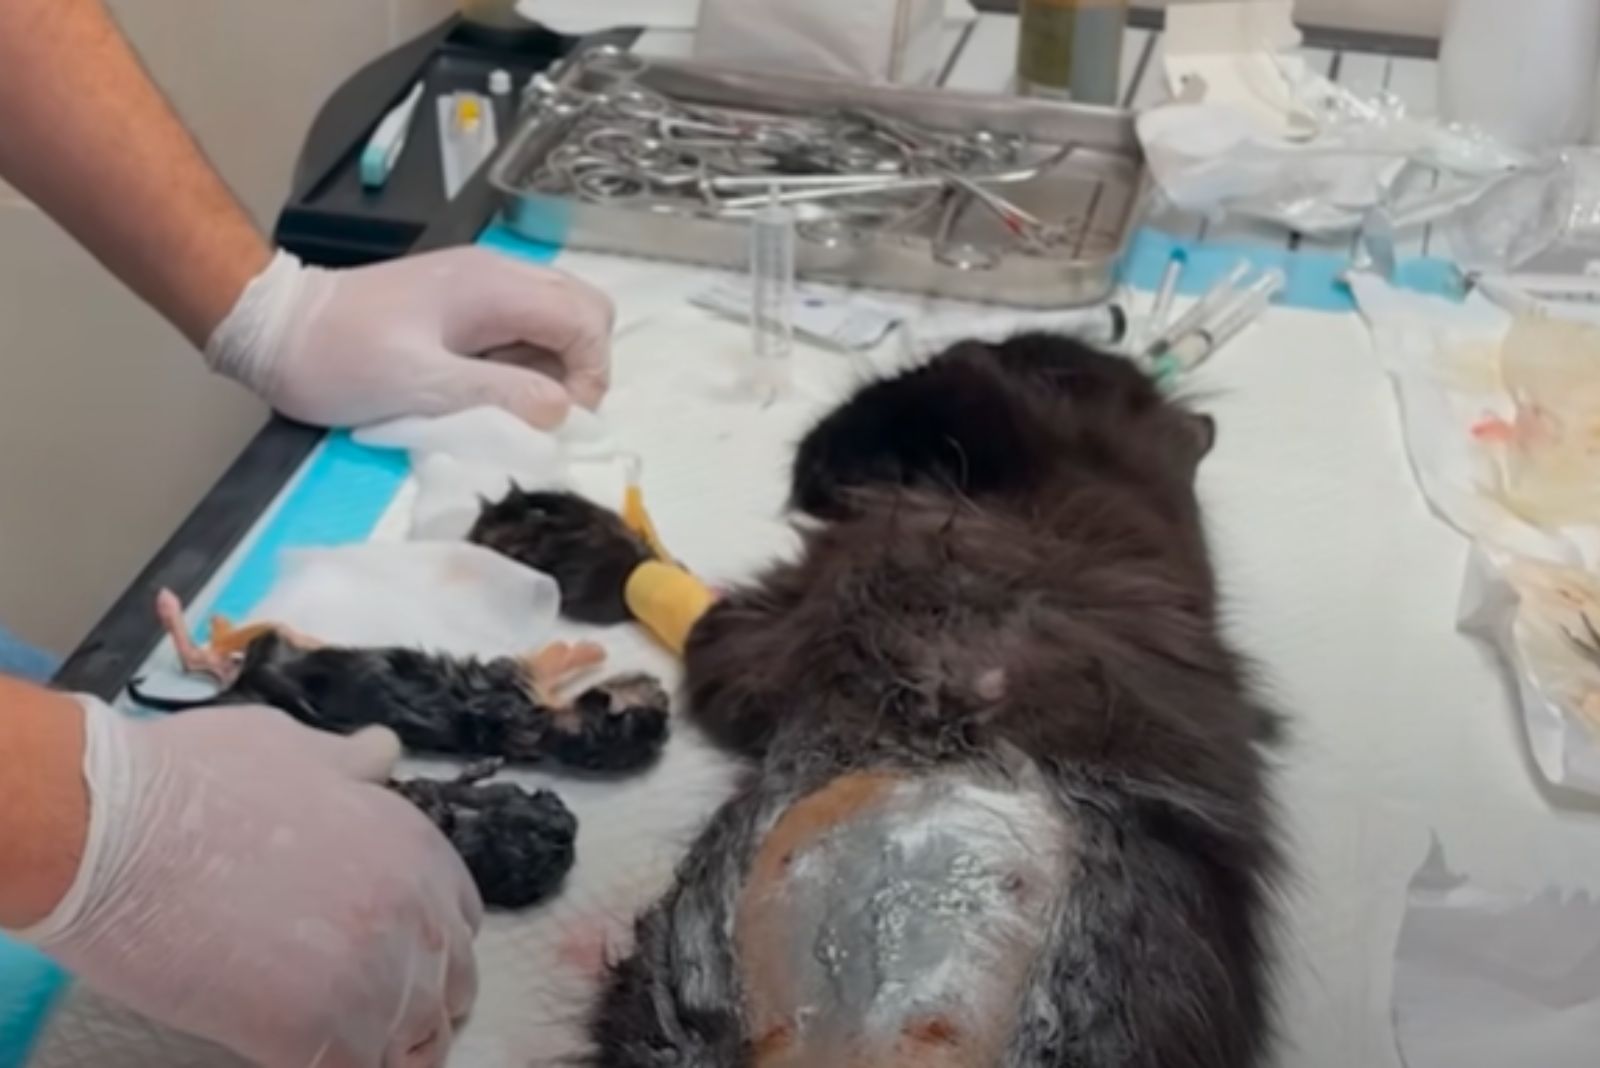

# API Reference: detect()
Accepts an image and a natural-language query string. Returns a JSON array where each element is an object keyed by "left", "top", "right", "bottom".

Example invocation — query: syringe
[
  {"left": 1143, "top": 259, "right": 1252, "bottom": 363},
  {"left": 1151, "top": 267, "right": 1285, "bottom": 380},
  {"left": 749, "top": 189, "right": 796, "bottom": 402}
]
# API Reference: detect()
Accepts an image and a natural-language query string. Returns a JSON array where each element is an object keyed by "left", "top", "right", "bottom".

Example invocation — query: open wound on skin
[{"left": 736, "top": 768, "right": 1077, "bottom": 1068}]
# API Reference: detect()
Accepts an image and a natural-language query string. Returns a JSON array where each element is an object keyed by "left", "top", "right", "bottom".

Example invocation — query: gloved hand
[
  {"left": 24, "top": 697, "right": 482, "bottom": 1068},
  {"left": 205, "top": 247, "right": 614, "bottom": 429}
]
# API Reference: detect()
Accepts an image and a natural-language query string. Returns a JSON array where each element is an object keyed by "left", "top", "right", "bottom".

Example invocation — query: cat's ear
[
  {"left": 1162, "top": 411, "right": 1216, "bottom": 482},
  {"left": 1185, "top": 413, "right": 1217, "bottom": 459}
]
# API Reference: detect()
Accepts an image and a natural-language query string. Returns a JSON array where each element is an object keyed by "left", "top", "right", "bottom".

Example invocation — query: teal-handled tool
[{"left": 360, "top": 80, "right": 425, "bottom": 190}]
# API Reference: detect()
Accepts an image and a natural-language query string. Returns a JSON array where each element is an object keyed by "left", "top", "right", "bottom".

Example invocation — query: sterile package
[
  {"left": 694, "top": 0, "right": 950, "bottom": 85},
  {"left": 1139, "top": 0, "right": 1558, "bottom": 263},
  {"left": 1351, "top": 274, "right": 1600, "bottom": 795}
]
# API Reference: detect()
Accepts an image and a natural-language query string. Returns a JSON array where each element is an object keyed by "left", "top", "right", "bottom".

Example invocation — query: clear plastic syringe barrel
[{"left": 749, "top": 193, "right": 796, "bottom": 399}]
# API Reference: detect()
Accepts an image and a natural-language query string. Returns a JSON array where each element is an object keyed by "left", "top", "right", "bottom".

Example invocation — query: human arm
[
  {"left": 0, "top": 678, "right": 88, "bottom": 930},
  {"left": 0, "top": 0, "right": 268, "bottom": 348},
  {"left": 0, "top": 0, "right": 613, "bottom": 428},
  {"left": 0, "top": 675, "right": 482, "bottom": 1068}
]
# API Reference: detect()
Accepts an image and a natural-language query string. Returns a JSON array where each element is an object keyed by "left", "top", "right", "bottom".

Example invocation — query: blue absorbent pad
[
  {"left": 0, "top": 630, "right": 56, "bottom": 684},
  {"left": 482, "top": 221, "right": 1467, "bottom": 311},
  {"left": 1120, "top": 227, "right": 1466, "bottom": 310},
  {"left": 0, "top": 949, "right": 69, "bottom": 1067},
  {"left": 196, "top": 431, "right": 411, "bottom": 642}
]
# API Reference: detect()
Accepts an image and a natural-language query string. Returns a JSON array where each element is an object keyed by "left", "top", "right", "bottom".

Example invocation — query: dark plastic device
[{"left": 272, "top": 16, "right": 638, "bottom": 267}]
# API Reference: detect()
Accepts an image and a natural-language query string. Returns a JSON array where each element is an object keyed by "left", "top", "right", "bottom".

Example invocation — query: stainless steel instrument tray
[{"left": 489, "top": 57, "right": 1148, "bottom": 308}]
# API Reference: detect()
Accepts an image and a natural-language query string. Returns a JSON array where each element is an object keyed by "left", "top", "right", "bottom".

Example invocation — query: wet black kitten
[
  {"left": 576, "top": 334, "right": 1282, "bottom": 1067},
  {"left": 472, "top": 488, "right": 654, "bottom": 624},
  {"left": 393, "top": 761, "right": 577, "bottom": 909},
  {"left": 131, "top": 633, "right": 673, "bottom": 909},
  {"left": 132, "top": 633, "right": 671, "bottom": 774}
]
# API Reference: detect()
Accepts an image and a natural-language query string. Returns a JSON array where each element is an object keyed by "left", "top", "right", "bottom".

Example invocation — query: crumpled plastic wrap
[
  {"left": 1139, "top": 1, "right": 1567, "bottom": 270},
  {"left": 1352, "top": 274, "right": 1600, "bottom": 795},
  {"left": 1138, "top": 85, "right": 1536, "bottom": 240}
]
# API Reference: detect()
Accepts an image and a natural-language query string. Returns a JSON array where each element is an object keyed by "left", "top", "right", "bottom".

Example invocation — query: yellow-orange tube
[{"left": 624, "top": 560, "right": 716, "bottom": 656}]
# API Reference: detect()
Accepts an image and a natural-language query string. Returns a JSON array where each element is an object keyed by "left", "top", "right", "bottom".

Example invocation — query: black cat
[{"left": 478, "top": 334, "right": 1285, "bottom": 1066}]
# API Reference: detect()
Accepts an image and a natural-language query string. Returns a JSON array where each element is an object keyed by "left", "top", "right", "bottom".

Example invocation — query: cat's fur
[{"left": 583, "top": 334, "right": 1282, "bottom": 1066}]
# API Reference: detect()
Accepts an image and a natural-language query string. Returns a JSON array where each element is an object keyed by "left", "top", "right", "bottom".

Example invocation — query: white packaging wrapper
[
  {"left": 1351, "top": 273, "right": 1600, "bottom": 796},
  {"left": 695, "top": 0, "right": 948, "bottom": 85}
]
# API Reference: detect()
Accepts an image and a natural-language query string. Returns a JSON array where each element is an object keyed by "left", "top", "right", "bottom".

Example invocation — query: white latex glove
[
  {"left": 206, "top": 247, "right": 614, "bottom": 429},
  {"left": 24, "top": 698, "right": 482, "bottom": 1068}
]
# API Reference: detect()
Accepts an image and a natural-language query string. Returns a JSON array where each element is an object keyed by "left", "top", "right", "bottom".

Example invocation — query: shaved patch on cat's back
[{"left": 736, "top": 767, "right": 1077, "bottom": 1068}]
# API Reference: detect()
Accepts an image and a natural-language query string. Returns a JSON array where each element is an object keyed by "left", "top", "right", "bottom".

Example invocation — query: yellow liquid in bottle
[{"left": 1017, "top": 0, "right": 1128, "bottom": 106}]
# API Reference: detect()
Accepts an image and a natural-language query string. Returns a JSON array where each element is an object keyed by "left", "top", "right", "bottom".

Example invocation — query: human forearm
[
  {"left": 0, "top": 677, "right": 88, "bottom": 930},
  {"left": 0, "top": 0, "right": 269, "bottom": 347}
]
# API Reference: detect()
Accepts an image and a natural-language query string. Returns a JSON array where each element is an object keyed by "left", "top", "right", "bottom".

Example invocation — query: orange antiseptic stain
[
  {"left": 903, "top": 1016, "right": 962, "bottom": 1048},
  {"left": 1471, "top": 416, "right": 1517, "bottom": 444},
  {"left": 738, "top": 772, "right": 905, "bottom": 1067},
  {"left": 745, "top": 772, "right": 902, "bottom": 888},
  {"left": 751, "top": 1022, "right": 795, "bottom": 1061}
]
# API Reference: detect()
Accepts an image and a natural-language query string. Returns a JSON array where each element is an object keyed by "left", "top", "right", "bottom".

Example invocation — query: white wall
[
  {"left": 0, "top": 0, "right": 457, "bottom": 654},
  {"left": 1143, "top": 0, "right": 1450, "bottom": 38},
  {"left": 1298, "top": 0, "right": 1448, "bottom": 37}
]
